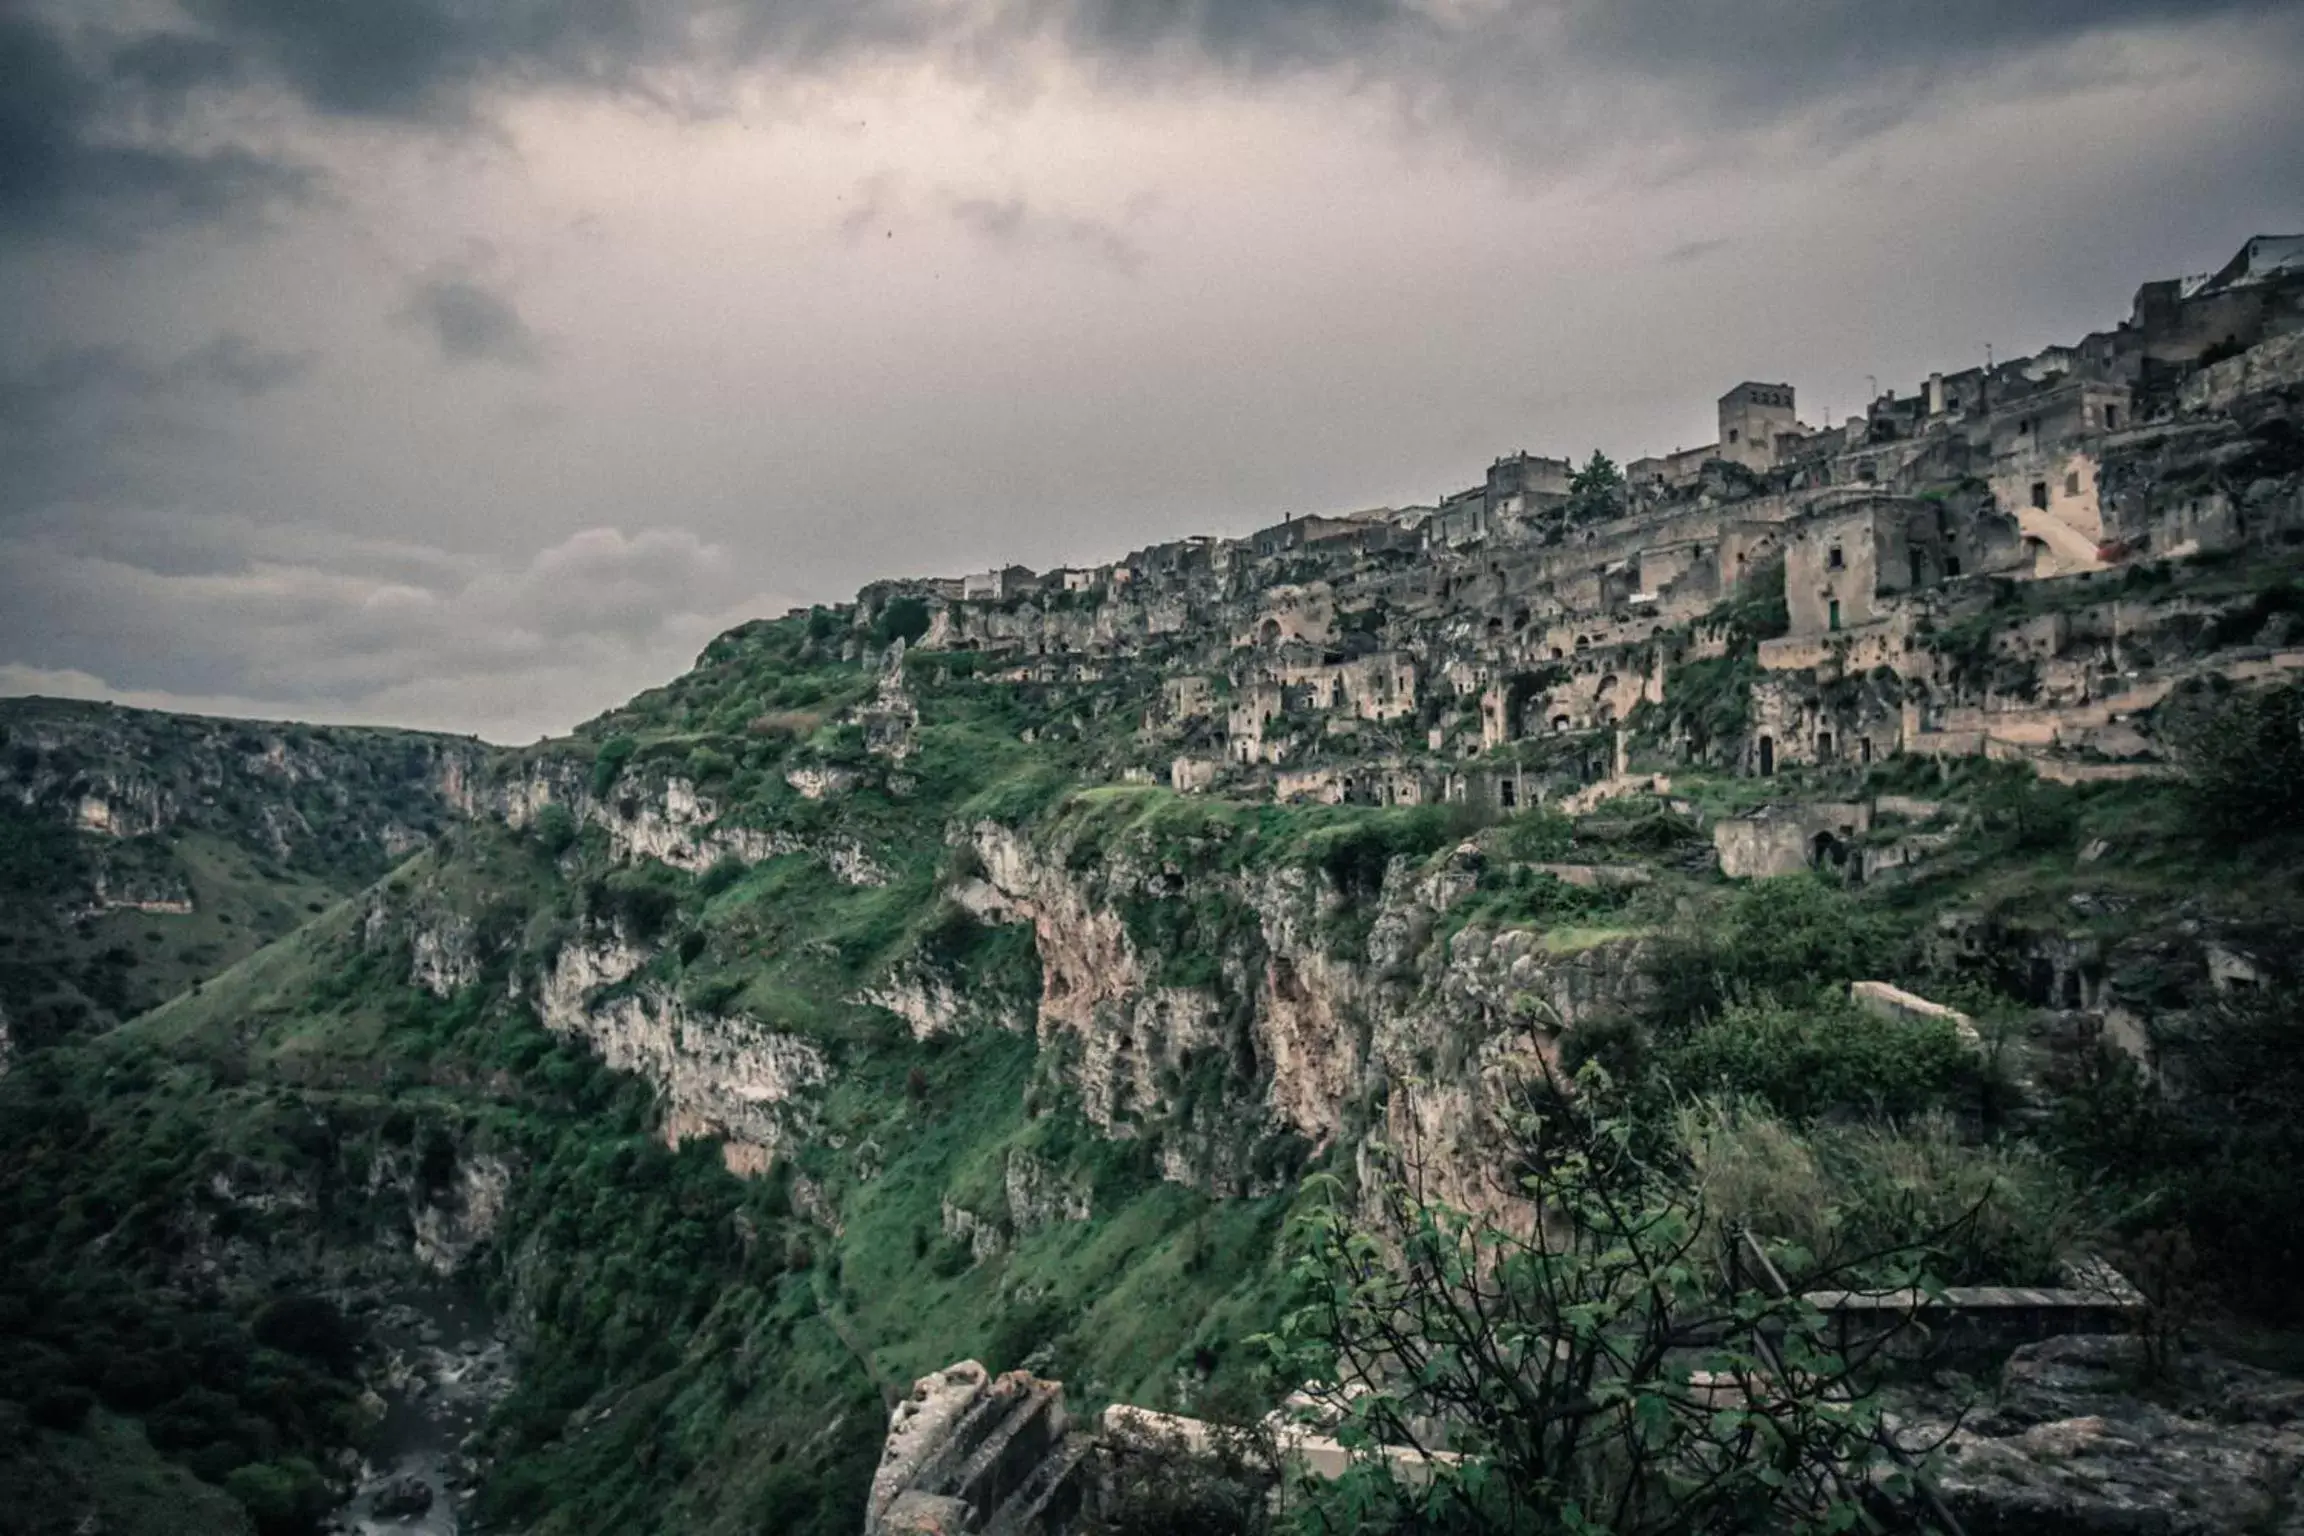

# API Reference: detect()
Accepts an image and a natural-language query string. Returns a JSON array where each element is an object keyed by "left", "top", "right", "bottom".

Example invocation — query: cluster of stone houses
[{"left": 850, "top": 237, "right": 2304, "bottom": 812}]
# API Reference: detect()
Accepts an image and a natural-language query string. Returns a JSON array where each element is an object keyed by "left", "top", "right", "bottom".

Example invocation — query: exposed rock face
[
  {"left": 866, "top": 1360, "right": 1086, "bottom": 1536},
  {"left": 538, "top": 934, "right": 829, "bottom": 1176},
  {"left": 412, "top": 1154, "right": 513, "bottom": 1276},
  {"left": 0, "top": 695, "right": 480, "bottom": 861},
  {"left": 407, "top": 913, "right": 481, "bottom": 999},
  {"left": 1896, "top": 1335, "right": 2304, "bottom": 1536},
  {"left": 952, "top": 818, "right": 1649, "bottom": 1202},
  {"left": 468, "top": 761, "right": 891, "bottom": 885},
  {"left": 859, "top": 965, "right": 1010, "bottom": 1040},
  {"left": 1003, "top": 1148, "right": 1092, "bottom": 1234},
  {"left": 966, "top": 821, "right": 1225, "bottom": 1139}
]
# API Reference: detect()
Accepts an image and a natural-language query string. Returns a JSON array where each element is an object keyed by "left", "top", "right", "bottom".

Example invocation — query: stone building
[
  {"left": 1777, "top": 495, "right": 1941, "bottom": 639},
  {"left": 1485, "top": 451, "right": 1573, "bottom": 519},
  {"left": 1718, "top": 381, "right": 1803, "bottom": 472}
]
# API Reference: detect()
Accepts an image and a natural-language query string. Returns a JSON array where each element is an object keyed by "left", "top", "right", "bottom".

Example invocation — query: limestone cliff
[
  {"left": 538, "top": 930, "right": 829, "bottom": 1176},
  {"left": 952, "top": 816, "right": 1649, "bottom": 1203}
]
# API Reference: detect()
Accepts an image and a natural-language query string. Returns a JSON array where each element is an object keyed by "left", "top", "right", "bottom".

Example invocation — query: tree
[
  {"left": 1567, "top": 451, "right": 1626, "bottom": 526},
  {"left": 1259, "top": 1062, "right": 1960, "bottom": 1535},
  {"left": 872, "top": 595, "right": 932, "bottom": 649},
  {"left": 2161, "top": 679, "right": 2304, "bottom": 835}
]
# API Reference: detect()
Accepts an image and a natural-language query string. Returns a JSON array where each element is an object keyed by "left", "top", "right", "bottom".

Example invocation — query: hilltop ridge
[{"left": 1, "top": 239, "right": 2302, "bottom": 1536}]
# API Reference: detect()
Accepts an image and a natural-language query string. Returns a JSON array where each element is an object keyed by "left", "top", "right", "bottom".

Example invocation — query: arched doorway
[{"left": 1757, "top": 736, "right": 1775, "bottom": 776}]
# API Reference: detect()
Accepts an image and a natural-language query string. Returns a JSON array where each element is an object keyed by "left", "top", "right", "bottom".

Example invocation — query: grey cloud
[
  {"left": 0, "top": 514, "right": 775, "bottom": 739},
  {"left": 1661, "top": 237, "right": 1730, "bottom": 265},
  {"left": 0, "top": 13, "right": 313, "bottom": 243},
  {"left": 395, "top": 273, "right": 546, "bottom": 368},
  {"left": 106, "top": 31, "right": 245, "bottom": 117},
  {"left": 947, "top": 194, "right": 1144, "bottom": 273},
  {"left": 0, "top": 334, "right": 314, "bottom": 514},
  {"left": 11, "top": 0, "right": 2293, "bottom": 246},
  {"left": 839, "top": 171, "right": 901, "bottom": 242}
]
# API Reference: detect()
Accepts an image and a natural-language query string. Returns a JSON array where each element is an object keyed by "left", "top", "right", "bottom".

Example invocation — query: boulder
[{"left": 1897, "top": 1336, "right": 2304, "bottom": 1536}]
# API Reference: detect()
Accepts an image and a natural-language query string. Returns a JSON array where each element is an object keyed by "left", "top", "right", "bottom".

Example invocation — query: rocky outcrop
[
  {"left": 538, "top": 934, "right": 829, "bottom": 1176},
  {"left": 1894, "top": 1335, "right": 2304, "bottom": 1536},
  {"left": 0, "top": 695, "right": 480, "bottom": 862},
  {"left": 412, "top": 1154, "right": 512, "bottom": 1275},
  {"left": 1004, "top": 1148, "right": 1093, "bottom": 1233},
  {"left": 471, "top": 759, "right": 891, "bottom": 885},
  {"left": 935, "top": 1150, "right": 1092, "bottom": 1265},
  {"left": 866, "top": 1361, "right": 1087, "bottom": 1536},
  {"left": 958, "top": 818, "right": 1649, "bottom": 1202},
  {"left": 407, "top": 913, "right": 481, "bottom": 999},
  {"left": 966, "top": 821, "right": 1230, "bottom": 1139},
  {"left": 860, "top": 961, "right": 1030, "bottom": 1040}
]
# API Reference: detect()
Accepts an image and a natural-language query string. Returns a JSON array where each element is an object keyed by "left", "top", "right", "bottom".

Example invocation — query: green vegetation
[
  {"left": 11, "top": 544, "right": 2304, "bottom": 1536},
  {"left": 2160, "top": 677, "right": 2304, "bottom": 833},
  {"left": 1254, "top": 1078, "right": 1967, "bottom": 1536},
  {"left": 1662, "top": 993, "right": 1978, "bottom": 1123}
]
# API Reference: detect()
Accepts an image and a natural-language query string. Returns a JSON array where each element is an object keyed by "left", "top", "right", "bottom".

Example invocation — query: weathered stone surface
[
  {"left": 866, "top": 1361, "right": 1083, "bottom": 1536},
  {"left": 1895, "top": 1336, "right": 2304, "bottom": 1536},
  {"left": 537, "top": 932, "right": 828, "bottom": 1176}
]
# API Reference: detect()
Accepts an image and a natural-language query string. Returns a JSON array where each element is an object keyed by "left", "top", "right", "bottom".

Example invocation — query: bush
[
  {"left": 591, "top": 734, "right": 638, "bottom": 798},
  {"left": 1662, "top": 993, "right": 1976, "bottom": 1121},
  {"left": 1683, "top": 1101, "right": 2090, "bottom": 1286},
  {"left": 697, "top": 854, "right": 746, "bottom": 899},
  {"left": 532, "top": 803, "right": 579, "bottom": 856},
  {"left": 1646, "top": 877, "right": 1904, "bottom": 1032},
  {"left": 1494, "top": 808, "right": 1573, "bottom": 862},
  {"left": 225, "top": 1458, "right": 334, "bottom": 1536},
  {"left": 686, "top": 745, "right": 734, "bottom": 783},
  {"left": 2162, "top": 679, "right": 2304, "bottom": 835},
  {"left": 870, "top": 596, "right": 931, "bottom": 649},
  {"left": 28, "top": 1384, "right": 93, "bottom": 1432},
  {"left": 251, "top": 1295, "right": 359, "bottom": 1375},
  {"left": 2052, "top": 985, "right": 2304, "bottom": 1316}
]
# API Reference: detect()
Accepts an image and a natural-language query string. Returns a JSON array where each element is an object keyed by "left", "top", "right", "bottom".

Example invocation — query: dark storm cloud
[
  {"left": 395, "top": 274, "right": 547, "bottom": 368},
  {"left": 106, "top": 30, "right": 244, "bottom": 115},
  {"left": 0, "top": 13, "right": 312, "bottom": 242},
  {"left": 12, "top": 0, "right": 2297, "bottom": 251}
]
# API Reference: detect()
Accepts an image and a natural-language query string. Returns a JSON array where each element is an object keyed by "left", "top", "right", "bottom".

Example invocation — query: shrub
[
  {"left": 1494, "top": 808, "right": 1573, "bottom": 862},
  {"left": 225, "top": 1458, "right": 334, "bottom": 1536},
  {"left": 2162, "top": 679, "right": 2304, "bottom": 834},
  {"left": 28, "top": 1384, "right": 93, "bottom": 1432},
  {"left": 1263, "top": 1076, "right": 1964, "bottom": 1536},
  {"left": 1646, "top": 876, "right": 1904, "bottom": 1032},
  {"left": 251, "top": 1295, "right": 358, "bottom": 1375},
  {"left": 1662, "top": 993, "right": 1976, "bottom": 1121},
  {"left": 591, "top": 734, "right": 638, "bottom": 798},
  {"left": 870, "top": 596, "right": 931, "bottom": 649},
  {"left": 532, "top": 803, "right": 579, "bottom": 856},
  {"left": 1682, "top": 1101, "right": 2090, "bottom": 1286},
  {"left": 686, "top": 745, "right": 734, "bottom": 783},
  {"left": 697, "top": 854, "right": 746, "bottom": 899}
]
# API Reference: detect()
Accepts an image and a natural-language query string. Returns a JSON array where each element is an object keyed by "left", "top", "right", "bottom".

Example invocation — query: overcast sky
[{"left": 3, "top": 1, "right": 2300, "bottom": 742}]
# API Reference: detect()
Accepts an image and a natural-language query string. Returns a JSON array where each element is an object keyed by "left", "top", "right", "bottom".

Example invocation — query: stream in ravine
[{"left": 328, "top": 1286, "right": 512, "bottom": 1535}]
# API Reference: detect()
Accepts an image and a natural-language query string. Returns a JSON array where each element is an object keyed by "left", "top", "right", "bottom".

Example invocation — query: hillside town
[{"left": 852, "top": 234, "right": 2304, "bottom": 822}]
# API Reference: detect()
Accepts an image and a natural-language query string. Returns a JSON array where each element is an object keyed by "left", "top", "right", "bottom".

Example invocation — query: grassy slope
[
  {"left": 0, "top": 695, "right": 476, "bottom": 1049},
  {"left": 11, "top": 556, "right": 2298, "bottom": 1534},
  {"left": 0, "top": 619, "right": 1337, "bottom": 1535}
]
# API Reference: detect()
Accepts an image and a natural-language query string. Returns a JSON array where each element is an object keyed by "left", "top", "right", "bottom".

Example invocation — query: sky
[{"left": 2, "top": 1, "right": 2300, "bottom": 743}]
